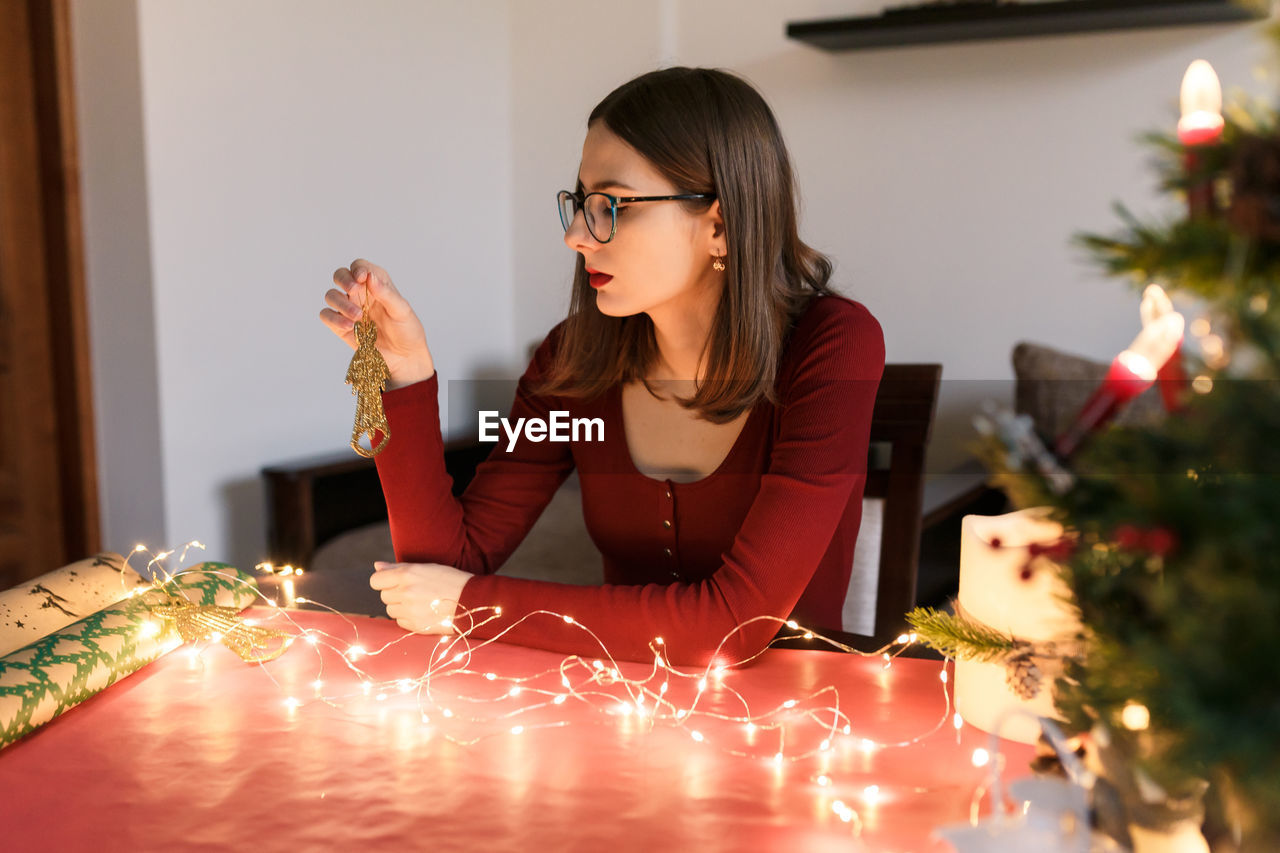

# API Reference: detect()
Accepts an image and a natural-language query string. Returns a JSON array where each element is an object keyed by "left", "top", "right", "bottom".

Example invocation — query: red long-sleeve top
[{"left": 374, "top": 294, "right": 885, "bottom": 666}]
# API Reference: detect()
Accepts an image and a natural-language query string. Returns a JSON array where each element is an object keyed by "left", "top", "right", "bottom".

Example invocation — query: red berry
[
  {"left": 1145, "top": 528, "right": 1177, "bottom": 558},
  {"left": 1114, "top": 524, "right": 1143, "bottom": 550}
]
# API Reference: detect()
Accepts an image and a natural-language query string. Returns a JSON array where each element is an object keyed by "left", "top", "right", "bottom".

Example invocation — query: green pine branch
[{"left": 905, "top": 606, "right": 1017, "bottom": 662}]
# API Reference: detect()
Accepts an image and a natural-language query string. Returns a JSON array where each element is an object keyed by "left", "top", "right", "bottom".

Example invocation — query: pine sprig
[{"left": 905, "top": 606, "right": 1017, "bottom": 662}]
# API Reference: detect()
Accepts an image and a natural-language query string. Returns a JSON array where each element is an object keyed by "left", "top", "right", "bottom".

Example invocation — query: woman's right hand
[{"left": 321, "top": 258, "right": 435, "bottom": 389}]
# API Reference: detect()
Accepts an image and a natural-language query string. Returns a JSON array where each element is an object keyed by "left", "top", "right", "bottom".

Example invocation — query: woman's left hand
[{"left": 368, "top": 562, "right": 471, "bottom": 633}]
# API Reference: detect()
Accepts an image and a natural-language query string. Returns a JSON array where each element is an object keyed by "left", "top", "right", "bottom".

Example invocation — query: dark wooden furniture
[
  {"left": 263, "top": 364, "right": 942, "bottom": 651},
  {"left": 773, "top": 363, "right": 942, "bottom": 651},
  {"left": 262, "top": 438, "right": 491, "bottom": 570},
  {"left": 786, "top": 0, "right": 1263, "bottom": 52},
  {"left": 0, "top": 0, "right": 99, "bottom": 587}
]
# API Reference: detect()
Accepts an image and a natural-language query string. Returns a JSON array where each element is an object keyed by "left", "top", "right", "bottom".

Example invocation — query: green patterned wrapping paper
[{"left": 0, "top": 563, "right": 259, "bottom": 749}]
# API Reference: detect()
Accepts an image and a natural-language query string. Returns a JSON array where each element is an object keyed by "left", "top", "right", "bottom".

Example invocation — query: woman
[{"left": 320, "top": 67, "right": 885, "bottom": 666}]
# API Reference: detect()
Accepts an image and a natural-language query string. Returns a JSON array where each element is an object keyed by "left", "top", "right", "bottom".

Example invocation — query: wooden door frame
[{"left": 0, "top": 0, "right": 100, "bottom": 569}]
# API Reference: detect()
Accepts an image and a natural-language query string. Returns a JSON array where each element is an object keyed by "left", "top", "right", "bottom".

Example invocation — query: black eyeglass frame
[{"left": 557, "top": 189, "right": 716, "bottom": 244}]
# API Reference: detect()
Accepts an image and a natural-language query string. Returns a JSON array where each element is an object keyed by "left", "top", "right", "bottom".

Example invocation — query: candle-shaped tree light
[
  {"left": 1053, "top": 289, "right": 1184, "bottom": 459},
  {"left": 1177, "top": 59, "right": 1224, "bottom": 219}
]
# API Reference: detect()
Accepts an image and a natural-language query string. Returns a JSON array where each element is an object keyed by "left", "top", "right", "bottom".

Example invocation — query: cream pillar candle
[{"left": 954, "top": 509, "right": 1080, "bottom": 744}]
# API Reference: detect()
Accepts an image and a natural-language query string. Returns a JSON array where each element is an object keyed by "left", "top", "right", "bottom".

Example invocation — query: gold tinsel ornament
[
  {"left": 150, "top": 599, "right": 293, "bottom": 663},
  {"left": 345, "top": 285, "right": 391, "bottom": 457}
]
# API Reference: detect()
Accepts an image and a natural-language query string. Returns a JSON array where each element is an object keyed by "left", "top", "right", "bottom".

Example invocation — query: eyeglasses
[{"left": 557, "top": 189, "right": 716, "bottom": 244}]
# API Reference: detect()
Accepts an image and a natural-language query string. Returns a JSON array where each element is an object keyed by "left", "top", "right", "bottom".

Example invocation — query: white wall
[
  {"left": 70, "top": 0, "right": 166, "bottom": 555},
  {"left": 76, "top": 0, "right": 518, "bottom": 570},
  {"left": 72, "top": 0, "right": 1274, "bottom": 568}
]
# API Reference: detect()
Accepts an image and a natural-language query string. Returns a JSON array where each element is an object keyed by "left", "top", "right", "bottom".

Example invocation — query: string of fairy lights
[{"left": 114, "top": 542, "right": 1014, "bottom": 838}]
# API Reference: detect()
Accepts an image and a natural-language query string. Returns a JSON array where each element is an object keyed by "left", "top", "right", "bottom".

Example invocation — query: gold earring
[{"left": 712, "top": 255, "right": 726, "bottom": 272}]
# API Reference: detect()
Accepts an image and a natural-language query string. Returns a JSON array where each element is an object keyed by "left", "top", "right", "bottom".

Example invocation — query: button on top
[
  {"left": 662, "top": 519, "right": 672, "bottom": 529},
  {"left": 665, "top": 490, "right": 672, "bottom": 499},
  {"left": 663, "top": 547, "right": 673, "bottom": 558}
]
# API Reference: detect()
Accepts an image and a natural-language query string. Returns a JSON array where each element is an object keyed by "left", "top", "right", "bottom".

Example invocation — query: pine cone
[
  {"left": 1005, "top": 642, "right": 1043, "bottom": 700},
  {"left": 1227, "top": 132, "right": 1280, "bottom": 242}
]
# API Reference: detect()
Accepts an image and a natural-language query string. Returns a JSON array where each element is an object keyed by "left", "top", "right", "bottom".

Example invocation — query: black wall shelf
[{"left": 786, "top": 0, "right": 1266, "bottom": 51}]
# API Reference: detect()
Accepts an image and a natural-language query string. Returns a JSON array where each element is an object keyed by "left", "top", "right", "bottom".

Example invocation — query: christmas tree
[{"left": 912, "top": 10, "right": 1280, "bottom": 849}]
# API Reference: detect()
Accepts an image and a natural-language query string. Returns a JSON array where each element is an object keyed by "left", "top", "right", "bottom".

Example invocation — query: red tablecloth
[{"left": 0, "top": 608, "right": 1033, "bottom": 852}]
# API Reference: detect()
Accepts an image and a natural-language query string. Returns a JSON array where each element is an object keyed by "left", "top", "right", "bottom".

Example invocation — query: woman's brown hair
[{"left": 537, "top": 66, "right": 835, "bottom": 423}]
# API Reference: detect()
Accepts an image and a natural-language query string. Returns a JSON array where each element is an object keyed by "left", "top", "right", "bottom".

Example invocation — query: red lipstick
[{"left": 586, "top": 268, "right": 612, "bottom": 289}]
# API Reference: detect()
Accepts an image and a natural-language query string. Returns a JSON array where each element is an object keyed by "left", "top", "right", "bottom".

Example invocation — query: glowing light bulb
[
  {"left": 312, "top": 680, "right": 324, "bottom": 690},
  {"left": 654, "top": 637, "right": 664, "bottom": 645},
  {"left": 862, "top": 785, "right": 880, "bottom": 804},
  {"left": 785, "top": 620, "right": 798, "bottom": 629},
  {"left": 304, "top": 633, "right": 318, "bottom": 645},
  {"left": 860, "top": 738, "right": 876, "bottom": 753},
  {"left": 953, "top": 712, "right": 964, "bottom": 730},
  {"left": 1122, "top": 701, "right": 1151, "bottom": 731},
  {"left": 552, "top": 695, "right": 567, "bottom": 705},
  {"left": 744, "top": 722, "right": 756, "bottom": 734},
  {"left": 1178, "top": 59, "right": 1224, "bottom": 145},
  {"left": 895, "top": 633, "right": 909, "bottom": 644},
  {"left": 511, "top": 725, "right": 524, "bottom": 735},
  {"left": 508, "top": 686, "right": 522, "bottom": 697},
  {"left": 773, "top": 752, "right": 784, "bottom": 766},
  {"left": 782, "top": 699, "right": 796, "bottom": 709},
  {"left": 284, "top": 697, "right": 301, "bottom": 710},
  {"left": 563, "top": 615, "right": 574, "bottom": 624},
  {"left": 139, "top": 621, "right": 160, "bottom": 638},
  {"left": 376, "top": 693, "right": 387, "bottom": 701},
  {"left": 820, "top": 739, "right": 831, "bottom": 752},
  {"left": 484, "top": 672, "right": 496, "bottom": 681},
  {"left": 817, "top": 775, "right": 831, "bottom": 787},
  {"left": 361, "top": 682, "right": 372, "bottom": 695},
  {"left": 347, "top": 645, "right": 366, "bottom": 659},
  {"left": 972, "top": 748, "right": 991, "bottom": 767},
  {"left": 939, "top": 669, "right": 948, "bottom": 684},
  {"left": 398, "top": 680, "right": 413, "bottom": 693},
  {"left": 691, "top": 730, "right": 704, "bottom": 742},
  {"left": 209, "top": 632, "right": 223, "bottom": 644},
  {"left": 442, "top": 708, "right": 454, "bottom": 718},
  {"left": 697, "top": 679, "right": 708, "bottom": 692}
]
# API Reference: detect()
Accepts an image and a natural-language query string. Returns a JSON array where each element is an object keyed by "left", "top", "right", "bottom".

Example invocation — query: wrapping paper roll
[
  {"left": 953, "top": 509, "right": 1080, "bottom": 744},
  {"left": 0, "top": 553, "right": 149, "bottom": 657},
  {"left": 0, "top": 563, "right": 259, "bottom": 749}
]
